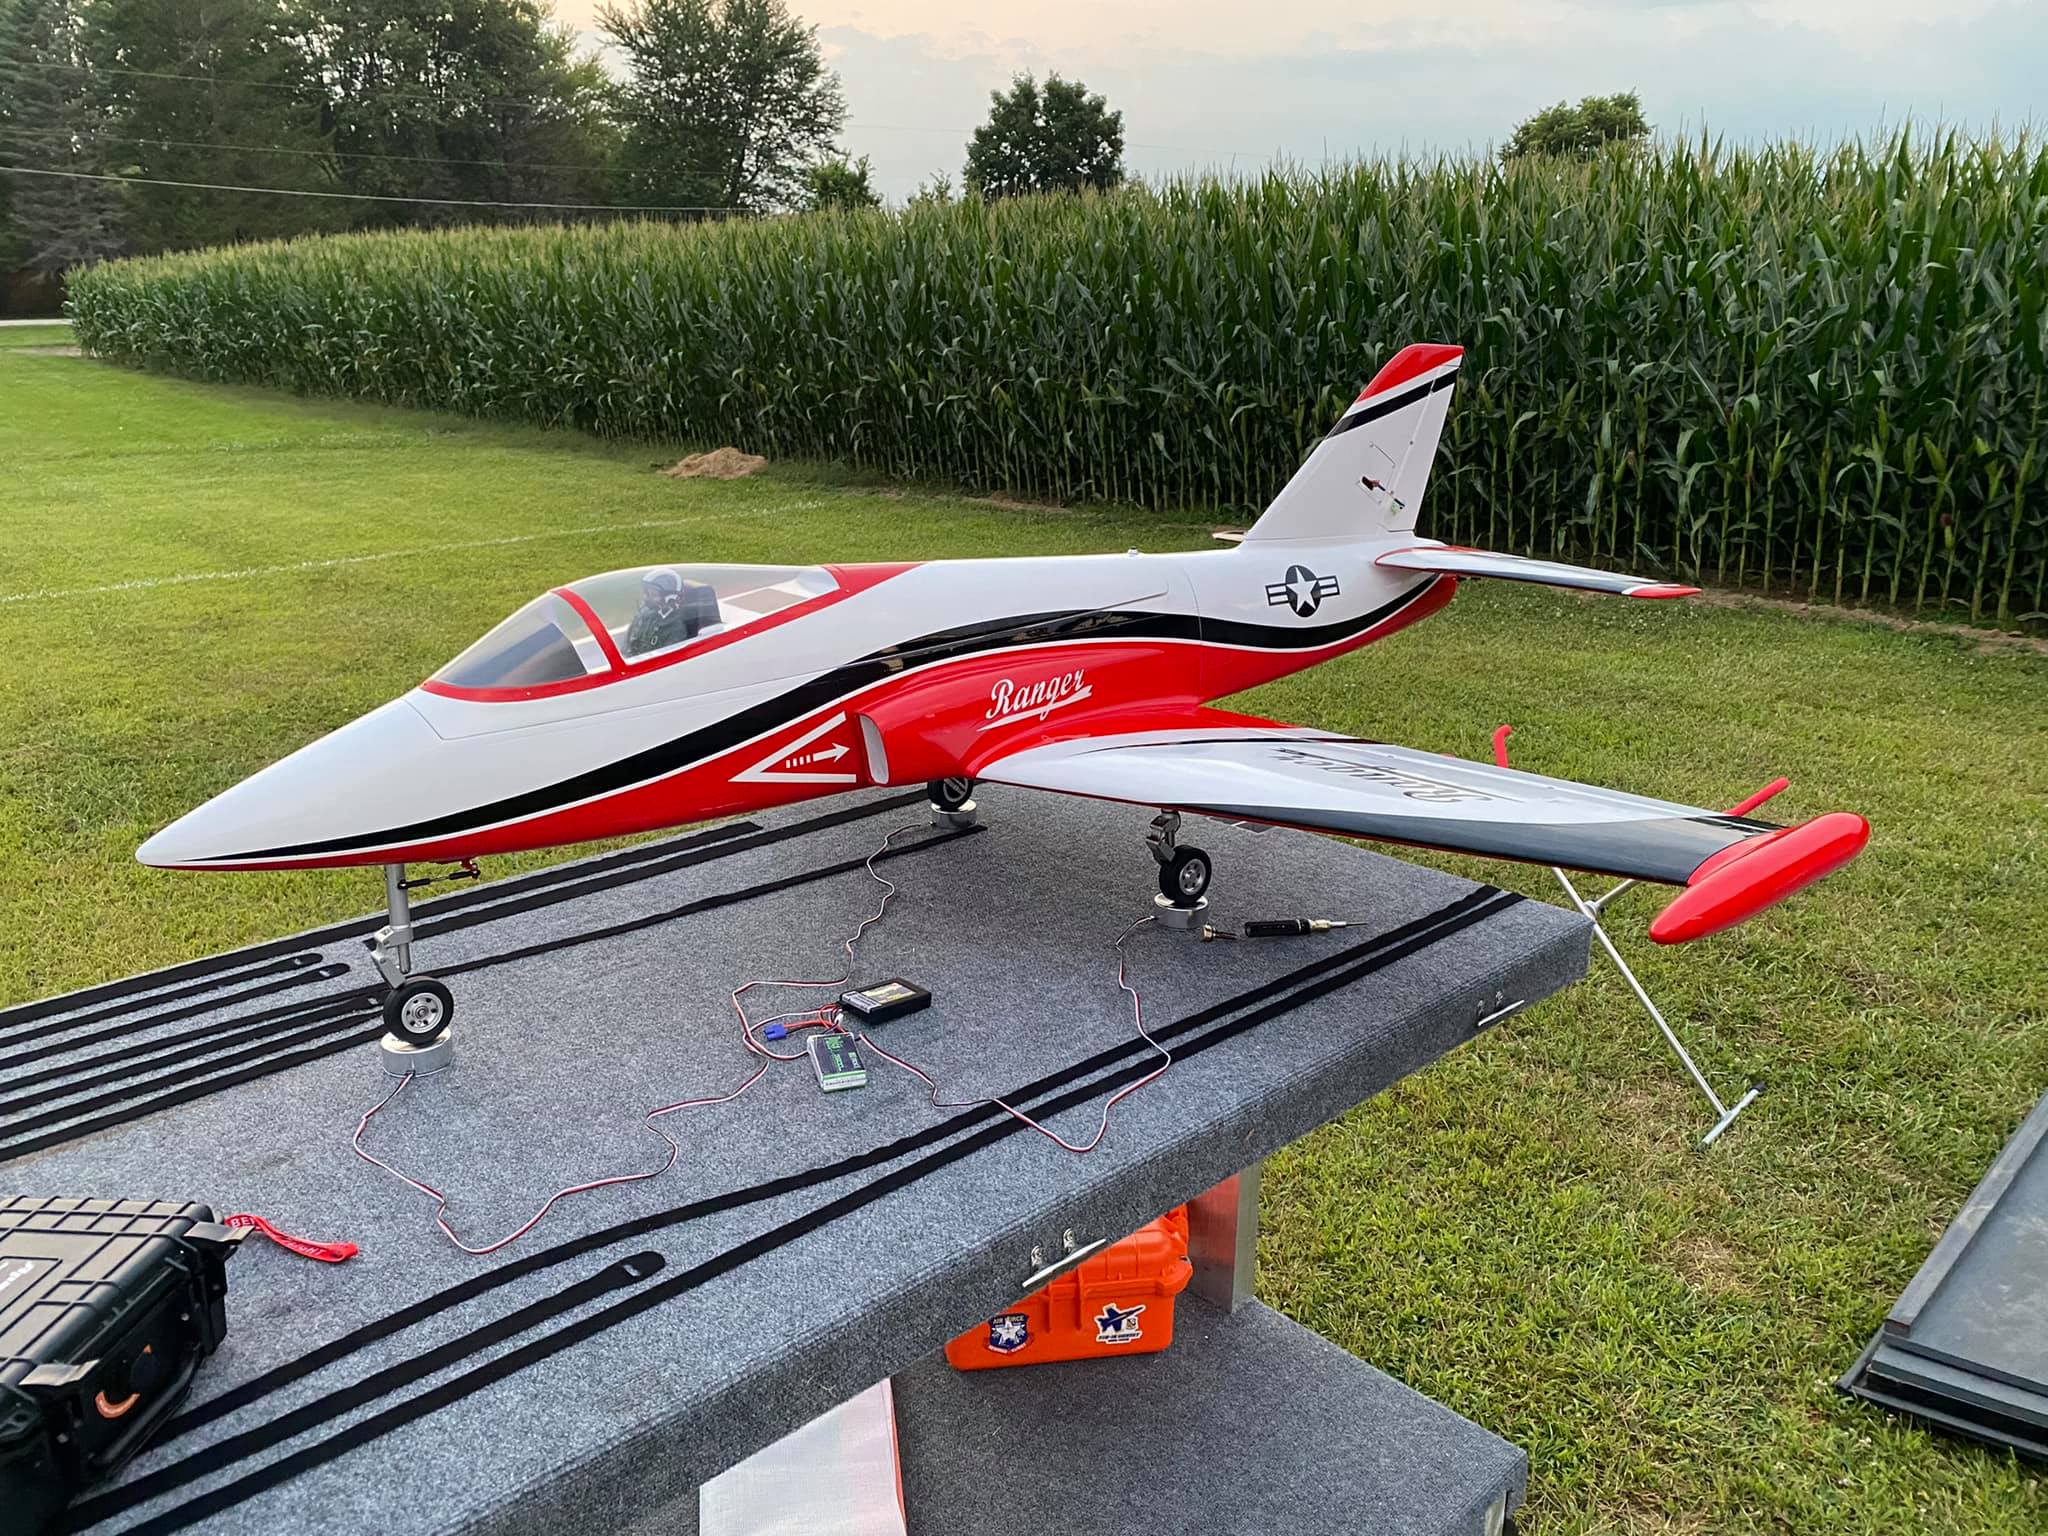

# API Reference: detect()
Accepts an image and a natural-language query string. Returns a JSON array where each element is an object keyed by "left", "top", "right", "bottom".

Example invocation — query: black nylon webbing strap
[
  {"left": 0, "top": 963, "right": 347, "bottom": 1069},
  {"left": 0, "top": 954, "right": 327, "bottom": 1048},
  {"left": 63, "top": 1253, "right": 669, "bottom": 1530},
  {"left": 3, "top": 800, "right": 912, "bottom": 1096},
  {"left": 0, "top": 986, "right": 370, "bottom": 1109},
  {"left": 0, "top": 951, "right": 326, "bottom": 1036},
  {"left": 0, "top": 986, "right": 371, "bottom": 1102},
  {"left": 0, "top": 822, "right": 979, "bottom": 1164},
  {"left": 434, "top": 821, "right": 981, "bottom": 980},
  {"left": 0, "top": 970, "right": 359, "bottom": 1099},
  {"left": 154, "top": 884, "right": 1511, "bottom": 1448},
  {"left": 0, "top": 816, "right": 769, "bottom": 1036},
  {"left": 93, "top": 890, "right": 1524, "bottom": 1532}
]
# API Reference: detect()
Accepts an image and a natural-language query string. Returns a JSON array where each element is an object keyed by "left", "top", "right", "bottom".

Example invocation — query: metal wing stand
[{"left": 1494, "top": 726, "right": 1768, "bottom": 1150}]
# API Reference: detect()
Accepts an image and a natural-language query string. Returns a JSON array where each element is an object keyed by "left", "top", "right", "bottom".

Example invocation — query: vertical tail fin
[{"left": 1242, "top": 344, "right": 1462, "bottom": 544}]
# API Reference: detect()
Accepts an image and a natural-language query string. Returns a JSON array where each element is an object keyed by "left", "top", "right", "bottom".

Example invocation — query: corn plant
[{"left": 68, "top": 128, "right": 2048, "bottom": 626}]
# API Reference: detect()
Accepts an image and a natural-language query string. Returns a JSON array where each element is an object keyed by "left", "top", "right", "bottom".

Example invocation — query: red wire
[
  {"left": 850, "top": 914, "right": 1169, "bottom": 1155},
  {"left": 351, "top": 823, "right": 926, "bottom": 1255},
  {"left": 351, "top": 822, "right": 1177, "bottom": 1252}
]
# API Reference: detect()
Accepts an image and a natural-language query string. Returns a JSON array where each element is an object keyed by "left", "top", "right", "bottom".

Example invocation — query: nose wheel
[
  {"left": 383, "top": 976, "right": 455, "bottom": 1045},
  {"left": 1147, "top": 812, "right": 1212, "bottom": 907}
]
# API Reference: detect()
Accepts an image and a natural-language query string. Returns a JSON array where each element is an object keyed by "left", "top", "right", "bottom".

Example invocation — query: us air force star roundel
[{"left": 1265, "top": 564, "right": 1342, "bottom": 618}]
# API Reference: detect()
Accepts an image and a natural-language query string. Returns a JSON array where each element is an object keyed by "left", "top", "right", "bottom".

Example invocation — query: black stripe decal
[
  {"left": 1193, "top": 577, "right": 1436, "bottom": 650},
  {"left": 81, "top": 889, "right": 1519, "bottom": 1529},
  {"left": 1325, "top": 368, "right": 1459, "bottom": 438},
  {"left": 221, "top": 581, "right": 1439, "bottom": 864}
]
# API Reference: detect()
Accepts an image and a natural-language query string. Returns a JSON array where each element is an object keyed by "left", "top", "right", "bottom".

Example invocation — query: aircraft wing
[{"left": 976, "top": 723, "right": 1867, "bottom": 943}]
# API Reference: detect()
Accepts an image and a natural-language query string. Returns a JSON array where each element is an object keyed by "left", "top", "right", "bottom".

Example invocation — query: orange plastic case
[{"left": 945, "top": 1206, "right": 1192, "bottom": 1371}]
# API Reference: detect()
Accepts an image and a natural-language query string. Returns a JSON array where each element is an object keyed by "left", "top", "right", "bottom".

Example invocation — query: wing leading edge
[
  {"left": 976, "top": 725, "right": 1867, "bottom": 944},
  {"left": 1374, "top": 545, "right": 1700, "bottom": 599}
]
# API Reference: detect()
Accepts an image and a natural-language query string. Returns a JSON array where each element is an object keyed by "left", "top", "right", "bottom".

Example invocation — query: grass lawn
[{"left": 2, "top": 344, "right": 2044, "bottom": 1533}]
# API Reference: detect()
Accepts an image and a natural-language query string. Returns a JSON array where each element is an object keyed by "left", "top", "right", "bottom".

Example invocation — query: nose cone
[{"left": 138, "top": 698, "right": 447, "bottom": 868}]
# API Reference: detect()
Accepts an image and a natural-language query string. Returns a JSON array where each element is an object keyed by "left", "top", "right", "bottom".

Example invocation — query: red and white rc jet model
[{"left": 140, "top": 344, "right": 1871, "bottom": 1042}]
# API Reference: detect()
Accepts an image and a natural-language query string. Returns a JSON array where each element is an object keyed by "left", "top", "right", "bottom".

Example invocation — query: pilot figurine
[{"left": 626, "top": 567, "right": 690, "bottom": 655}]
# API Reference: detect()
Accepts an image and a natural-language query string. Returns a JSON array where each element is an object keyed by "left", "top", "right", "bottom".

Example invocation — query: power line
[
  {"left": 0, "top": 164, "right": 742, "bottom": 213},
  {"left": 12, "top": 58, "right": 1256, "bottom": 164},
  {"left": 8, "top": 56, "right": 598, "bottom": 120},
  {"left": 0, "top": 125, "right": 608, "bottom": 176}
]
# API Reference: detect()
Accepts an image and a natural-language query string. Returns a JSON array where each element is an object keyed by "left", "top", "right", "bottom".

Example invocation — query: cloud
[
  {"left": 822, "top": 2, "right": 2045, "bottom": 197},
  {"left": 552, "top": 1, "right": 2046, "bottom": 200}
]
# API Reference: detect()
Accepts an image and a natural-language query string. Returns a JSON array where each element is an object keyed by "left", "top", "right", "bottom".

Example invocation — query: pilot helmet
[{"left": 641, "top": 567, "right": 683, "bottom": 601}]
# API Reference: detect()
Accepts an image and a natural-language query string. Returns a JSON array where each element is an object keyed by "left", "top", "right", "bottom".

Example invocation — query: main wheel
[
  {"left": 1158, "top": 846, "right": 1212, "bottom": 906},
  {"left": 928, "top": 776, "right": 975, "bottom": 812},
  {"left": 383, "top": 976, "right": 455, "bottom": 1046}
]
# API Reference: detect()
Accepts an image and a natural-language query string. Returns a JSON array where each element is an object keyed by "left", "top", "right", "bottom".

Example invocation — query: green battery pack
[{"left": 807, "top": 1032, "right": 867, "bottom": 1092}]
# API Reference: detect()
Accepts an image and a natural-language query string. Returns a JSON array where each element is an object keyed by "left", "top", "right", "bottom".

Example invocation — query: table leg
[{"left": 1187, "top": 1162, "right": 1261, "bottom": 1312}]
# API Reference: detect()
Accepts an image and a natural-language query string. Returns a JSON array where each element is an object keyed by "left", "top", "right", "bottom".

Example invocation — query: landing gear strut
[
  {"left": 1147, "top": 811, "right": 1212, "bottom": 913},
  {"left": 372, "top": 862, "right": 465, "bottom": 1069}
]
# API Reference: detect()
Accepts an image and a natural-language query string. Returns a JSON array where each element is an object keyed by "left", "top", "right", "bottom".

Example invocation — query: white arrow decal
[{"left": 733, "top": 712, "right": 862, "bottom": 785}]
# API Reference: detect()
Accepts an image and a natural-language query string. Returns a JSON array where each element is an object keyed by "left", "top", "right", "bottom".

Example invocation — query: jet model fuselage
[{"left": 137, "top": 541, "right": 1451, "bottom": 872}]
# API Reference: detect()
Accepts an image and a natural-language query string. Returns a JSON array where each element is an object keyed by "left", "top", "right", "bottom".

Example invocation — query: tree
[
  {"left": 284, "top": 0, "right": 615, "bottom": 227},
  {"left": 83, "top": 0, "right": 341, "bottom": 253},
  {"left": 599, "top": 0, "right": 844, "bottom": 214},
  {"left": 804, "top": 153, "right": 876, "bottom": 211},
  {"left": 906, "top": 170, "right": 953, "bottom": 207},
  {"left": 0, "top": 0, "right": 125, "bottom": 276},
  {"left": 963, "top": 73, "right": 1122, "bottom": 200},
  {"left": 1502, "top": 92, "right": 1650, "bottom": 161}
]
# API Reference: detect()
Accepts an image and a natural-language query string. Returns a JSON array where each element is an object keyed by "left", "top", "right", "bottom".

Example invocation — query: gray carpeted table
[{"left": 4, "top": 786, "right": 1588, "bottom": 1534}]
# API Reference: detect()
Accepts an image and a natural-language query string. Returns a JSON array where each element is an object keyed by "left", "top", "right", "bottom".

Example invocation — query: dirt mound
[{"left": 660, "top": 447, "right": 766, "bottom": 480}]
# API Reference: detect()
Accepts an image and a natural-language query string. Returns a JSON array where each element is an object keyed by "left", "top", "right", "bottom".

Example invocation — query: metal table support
[{"left": 1188, "top": 1162, "right": 1262, "bottom": 1312}]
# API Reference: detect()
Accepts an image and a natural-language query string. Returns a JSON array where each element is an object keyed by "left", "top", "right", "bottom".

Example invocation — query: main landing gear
[
  {"left": 371, "top": 861, "right": 475, "bottom": 1071},
  {"left": 1148, "top": 811, "right": 1212, "bottom": 929}
]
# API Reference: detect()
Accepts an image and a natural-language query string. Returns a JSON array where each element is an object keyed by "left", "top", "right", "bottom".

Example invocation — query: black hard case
[{"left": 0, "top": 1197, "right": 240, "bottom": 1533}]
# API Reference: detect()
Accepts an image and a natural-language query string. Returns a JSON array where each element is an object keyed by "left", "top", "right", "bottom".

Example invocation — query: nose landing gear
[{"left": 371, "top": 862, "right": 474, "bottom": 1069}]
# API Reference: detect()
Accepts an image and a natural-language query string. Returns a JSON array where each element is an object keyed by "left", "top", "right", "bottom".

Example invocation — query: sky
[{"left": 556, "top": 0, "right": 2048, "bottom": 200}]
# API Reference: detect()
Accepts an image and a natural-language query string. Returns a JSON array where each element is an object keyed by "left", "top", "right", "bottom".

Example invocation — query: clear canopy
[
  {"left": 431, "top": 564, "right": 838, "bottom": 691},
  {"left": 565, "top": 564, "right": 838, "bottom": 663},
  {"left": 433, "top": 592, "right": 602, "bottom": 691}
]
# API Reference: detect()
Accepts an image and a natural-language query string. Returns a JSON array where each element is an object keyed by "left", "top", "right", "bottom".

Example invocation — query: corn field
[{"left": 68, "top": 132, "right": 2048, "bottom": 626}]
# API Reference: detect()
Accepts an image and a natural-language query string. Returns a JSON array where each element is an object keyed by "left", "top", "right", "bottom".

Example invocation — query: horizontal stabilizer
[{"left": 1375, "top": 545, "right": 1699, "bottom": 599}]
